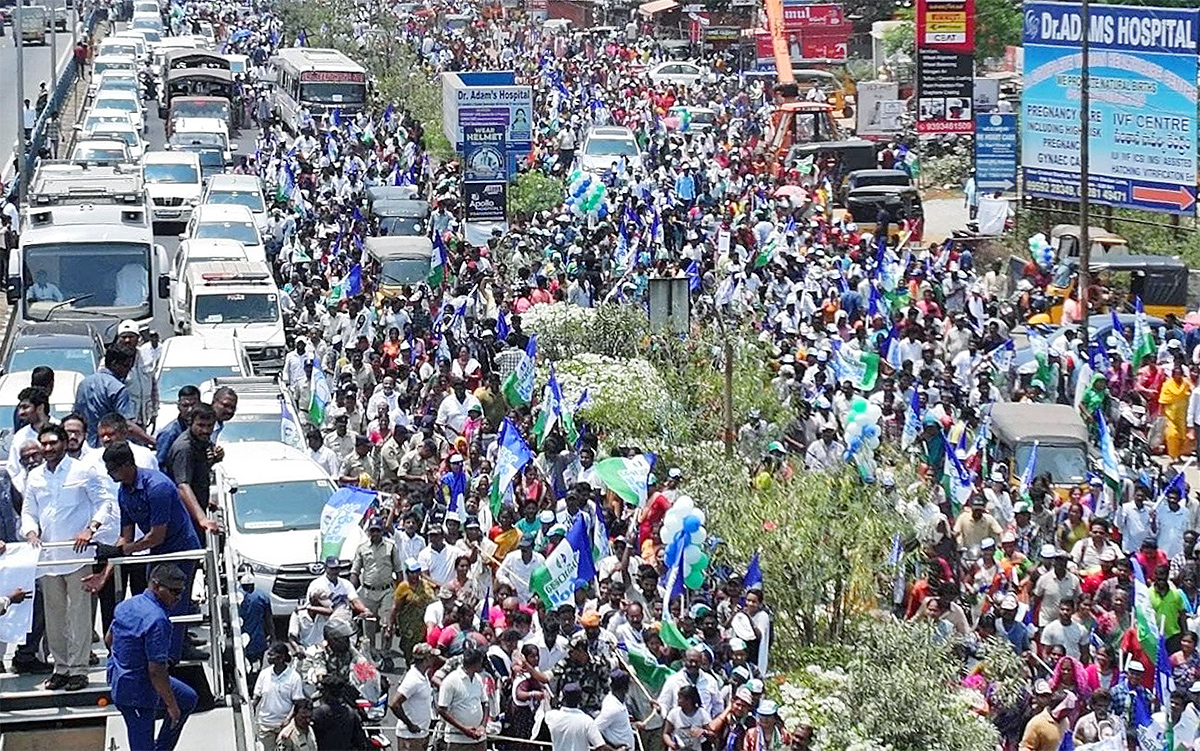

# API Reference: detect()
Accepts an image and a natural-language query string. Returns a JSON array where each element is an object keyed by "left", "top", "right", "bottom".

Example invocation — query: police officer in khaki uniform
[{"left": 350, "top": 517, "right": 403, "bottom": 664}]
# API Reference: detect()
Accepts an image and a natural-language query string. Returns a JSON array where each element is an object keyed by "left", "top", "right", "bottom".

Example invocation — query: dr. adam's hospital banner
[{"left": 1022, "top": 2, "right": 1199, "bottom": 215}]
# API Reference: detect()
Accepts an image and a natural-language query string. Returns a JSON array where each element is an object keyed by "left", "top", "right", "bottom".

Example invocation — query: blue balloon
[
  {"left": 666, "top": 538, "right": 683, "bottom": 567},
  {"left": 862, "top": 424, "right": 879, "bottom": 440},
  {"left": 573, "top": 184, "right": 589, "bottom": 198},
  {"left": 683, "top": 515, "right": 701, "bottom": 533},
  {"left": 596, "top": 204, "right": 609, "bottom": 219}
]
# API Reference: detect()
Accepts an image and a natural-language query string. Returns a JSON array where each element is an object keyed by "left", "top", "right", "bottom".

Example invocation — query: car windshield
[
  {"left": 584, "top": 137, "right": 638, "bottom": 156},
  {"left": 95, "top": 61, "right": 133, "bottom": 74},
  {"left": 299, "top": 81, "right": 366, "bottom": 106},
  {"left": 24, "top": 241, "right": 150, "bottom": 315},
  {"left": 74, "top": 145, "right": 126, "bottom": 161},
  {"left": 145, "top": 162, "right": 199, "bottom": 184},
  {"left": 159, "top": 364, "right": 242, "bottom": 395},
  {"left": 1014, "top": 443, "right": 1088, "bottom": 485},
  {"left": 194, "top": 221, "right": 258, "bottom": 246},
  {"left": 171, "top": 132, "right": 224, "bottom": 148},
  {"left": 96, "top": 98, "right": 137, "bottom": 113},
  {"left": 95, "top": 130, "right": 137, "bottom": 147},
  {"left": 172, "top": 101, "right": 230, "bottom": 121},
  {"left": 206, "top": 189, "right": 265, "bottom": 213},
  {"left": 8, "top": 346, "right": 97, "bottom": 374},
  {"left": 380, "top": 257, "right": 429, "bottom": 285},
  {"left": 194, "top": 292, "right": 279, "bottom": 324},
  {"left": 231, "top": 479, "right": 335, "bottom": 532},
  {"left": 220, "top": 414, "right": 303, "bottom": 448},
  {"left": 379, "top": 217, "right": 425, "bottom": 236},
  {"left": 97, "top": 79, "right": 137, "bottom": 94}
]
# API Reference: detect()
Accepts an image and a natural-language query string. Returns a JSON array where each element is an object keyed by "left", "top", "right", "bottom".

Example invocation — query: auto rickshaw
[
  {"left": 1039, "top": 225, "right": 1188, "bottom": 323},
  {"left": 989, "top": 403, "right": 1090, "bottom": 504}
]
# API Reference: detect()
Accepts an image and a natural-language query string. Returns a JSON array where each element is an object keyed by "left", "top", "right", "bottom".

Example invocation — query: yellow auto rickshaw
[
  {"left": 1041, "top": 225, "right": 1188, "bottom": 322},
  {"left": 989, "top": 403, "right": 1090, "bottom": 504}
]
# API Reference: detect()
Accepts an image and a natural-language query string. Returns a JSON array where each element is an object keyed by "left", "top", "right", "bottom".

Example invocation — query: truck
[
  {"left": 19, "top": 5, "right": 46, "bottom": 44},
  {"left": 6, "top": 162, "right": 172, "bottom": 345}
]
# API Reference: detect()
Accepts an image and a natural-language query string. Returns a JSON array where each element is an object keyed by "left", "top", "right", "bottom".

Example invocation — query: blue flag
[
  {"left": 685, "top": 260, "right": 701, "bottom": 292},
  {"left": 1158, "top": 471, "right": 1186, "bottom": 505},
  {"left": 296, "top": 28, "right": 307, "bottom": 46},
  {"left": 743, "top": 551, "right": 762, "bottom": 591},
  {"left": 496, "top": 311, "right": 510, "bottom": 342},
  {"left": 345, "top": 264, "right": 362, "bottom": 297},
  {"left": 901, "top": 387, "right": 922, "bottom": 448},
  {"left": 280, "top": 394, "right": 301, "bottom": 448}
]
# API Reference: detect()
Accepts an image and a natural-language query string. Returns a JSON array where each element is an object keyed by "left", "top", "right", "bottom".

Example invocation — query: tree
[{"left": 974, "top": 0, "right": 1022, "bottom": 62}]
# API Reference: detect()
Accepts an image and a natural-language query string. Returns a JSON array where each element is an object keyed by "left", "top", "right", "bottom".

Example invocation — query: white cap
[{"left": 117, "top": 320, "right": 140, "bottom": 336}]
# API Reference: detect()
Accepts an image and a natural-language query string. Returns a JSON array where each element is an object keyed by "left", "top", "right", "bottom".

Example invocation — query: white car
[
  {"left": 577, "top": 126, "right": 643, "bottom": 173},
  {"left": 182, "top": 204, "right": 264, "bottom": 260},
  {"left": 202, "top": 174, "right": 269, "bottom": 233},
  {"left": 93, "top": 90, "right": 145, "bottom": 132},
  {"left": 70, "top": 138, "right": 131, "bottom": 165},
  {"left": 97, "top": 38, "right": 142, "bottom": 61},
  {"left": 80, "top": 106, "right": 134, "bottom": 134},
  {"left": 89, "top": 55, "right": 138, "bottom": 97},
  {"left": 152, "top": 334, "right": 252, "bottom": 432},
  {"left": 93, "top": 70, "right": 141, "bottom": 100},
  {"left": 200, "top": 377, "right": 304, "bottom": 451},
  {"left": 86, "top": 121, "right": 145, "bottom": 161},
  {"left": 647, "top": 61, "right": 705, "bottom": 88},
  {"left": 143, "top": 150, "right": 203, "bottom": 227},
  {"left": 214, "top": 442, "right": 346, "bottom": 616},
  {"left": 168, "top": 238, "right": 252, "bottom": 325}
]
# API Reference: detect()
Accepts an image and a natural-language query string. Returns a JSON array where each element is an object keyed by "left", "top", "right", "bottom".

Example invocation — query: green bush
[{"left": 509, "top": 171, "right": 565, "bottom": 221}]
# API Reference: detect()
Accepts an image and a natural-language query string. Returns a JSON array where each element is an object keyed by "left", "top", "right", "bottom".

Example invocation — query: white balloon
[
  {"left": 844, "top": 422, "right": 862, "bottom": 440},
  {"left": 692, "top": 509, "right": 706, "bottom": 526},
  {"left": 683, "top": 545, "right": 702, "bottom": 565},
  {"left": 691, "top": 526, "right": 707, "bottom": 547},
  {"left": 867, "top": 436, "right": 881, "bottom": 450},
  {"left": 865, "top": 404, "right": 883, "bottom": 423},
  {"left": 674, "top": 496, "right": 696, "bottom": 514},
  {"left": 660, "top": 526, "right": 674, "bottom": 544},
  {"left": 663, "top": 518, "right": 683, "bottom": 539},
  {"left": 664, "top": 507, "right": 684, "bottom": 525}
]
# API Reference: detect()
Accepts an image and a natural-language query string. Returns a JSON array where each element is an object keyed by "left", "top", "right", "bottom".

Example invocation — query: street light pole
[
  {"left": 15, "top": 1, "right": 26, "bottom": 201},
  {"left": 1077, "top": 0, "right": 1091, "bottom": 349}
]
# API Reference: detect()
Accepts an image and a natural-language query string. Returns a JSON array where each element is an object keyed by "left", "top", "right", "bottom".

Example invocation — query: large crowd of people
[{"left": 4, "top": 0, "right": 1200, "bottom": 749}]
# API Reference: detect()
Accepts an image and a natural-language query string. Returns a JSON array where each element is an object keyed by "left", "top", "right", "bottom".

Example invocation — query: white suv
[
  {"left": 214, "top": 442, "right": 349, "bottom": 616},
  {"left": 143, "top": 151, "right": 202, "bottom": 228}
]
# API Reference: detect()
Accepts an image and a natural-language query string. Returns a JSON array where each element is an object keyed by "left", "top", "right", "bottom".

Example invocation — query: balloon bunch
[
  {"left": 565, "top": 170, "right": 609, "bottom": 219},
  {"left": 842, "top": 396, "right": 882, "bottom": 482},
  {"left": 660, "top": 496, "right": 710, "bottom": 590},
  {"left": 1028, "top": 233, "right": 1055, "bottom": 270}
]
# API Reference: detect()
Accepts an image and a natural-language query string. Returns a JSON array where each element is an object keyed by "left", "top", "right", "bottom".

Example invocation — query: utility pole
[
  {"left": 1077, "top": 0, "right": 1091, "bottom": 350},
  {"left": 15, "top": 1, "right": 26, "bottom": 201},
  {"left": 50, "top": 8, "right": 58, "bottom": 94}
]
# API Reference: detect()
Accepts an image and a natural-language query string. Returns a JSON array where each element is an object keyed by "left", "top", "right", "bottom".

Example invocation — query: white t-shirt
[
  {"left": 546, "top": 706, "right": 606, "bottom": 751},
  {"left": 418, "top": 544, "right": 464, "bottom": 587},
  {"left": 665, "top": 705, "right": 712, "bottom": 750},
  {"left": 437, "top": 668, "right": 485, "bottom": 744},
  {"left": 395, "top": 665, "right": 434, "bottom": 739},
  {"left": 253, "top": 665, "right": 305, "bottom": 728},
  {"left": 305, "top": 576, "right": 358, "bottom": 619},
  {"left": 595, "top": 693, "right": 636, "bottom": 748}
]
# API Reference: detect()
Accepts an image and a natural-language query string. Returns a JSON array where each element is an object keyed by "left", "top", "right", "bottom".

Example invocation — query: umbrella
[{"left": 773, "top": 185, "right": 808, "bottom": 200}]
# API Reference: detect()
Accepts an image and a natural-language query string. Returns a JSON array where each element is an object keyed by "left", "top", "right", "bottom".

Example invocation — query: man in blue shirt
[
  {"left": 154, "top": 386, "right": 200, "bottom": 470},
  {"left": 85, "top": 442, "right": 202, "bottom": 661},
  {"left": 106, "top": 563, "right": 198, "bottom": 751},
  {"left": 236, "top": 565, "right": 274, "bottom": 671},
  {"left": 74, "top": 344, "right": 155, "bottom": 448}
]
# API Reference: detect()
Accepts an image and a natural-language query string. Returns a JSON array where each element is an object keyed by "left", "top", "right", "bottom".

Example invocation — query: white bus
[{"left": 270, "top": 48, "right": 368, "bottom": 132}]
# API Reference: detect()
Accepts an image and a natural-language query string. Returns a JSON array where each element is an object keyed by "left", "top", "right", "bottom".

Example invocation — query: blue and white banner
[{"left": 1021, "top": 2, "right": 1199, "bottom": 214}]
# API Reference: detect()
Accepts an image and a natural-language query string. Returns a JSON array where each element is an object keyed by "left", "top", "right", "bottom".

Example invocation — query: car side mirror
[{"left": 157, "top": 273, "right": 169, "bottom": 299}]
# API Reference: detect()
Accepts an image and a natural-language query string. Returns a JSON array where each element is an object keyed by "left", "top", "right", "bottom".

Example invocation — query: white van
[
  {"left": 168, "top": 239, "right": 250, "bottom": 326},
  {"left": 152, "top": 334, "right": 252, "bottom": 431},
  {"left": 182, "top": 261, "right": 286, "bottom": 375},
  {"left": 142, "top": 151, "right": 203, "bottom": 227},
  {"left": 213, "top": 442, "right": 346, "bottom": 616}
]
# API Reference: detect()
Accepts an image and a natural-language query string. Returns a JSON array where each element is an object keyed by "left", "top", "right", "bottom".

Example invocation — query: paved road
[{"left": 0, "top": 27, "right": 77, "bottom": 182}]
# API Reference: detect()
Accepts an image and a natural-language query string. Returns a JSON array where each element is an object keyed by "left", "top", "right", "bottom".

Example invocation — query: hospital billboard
[{"left": 1021, "top": 2, "right": 1199, "bottom": 213}]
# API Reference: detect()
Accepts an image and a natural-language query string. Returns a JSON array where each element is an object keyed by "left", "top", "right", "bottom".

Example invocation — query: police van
[{"left": 180, "top": 261, "right": 286, "bottom": 375}]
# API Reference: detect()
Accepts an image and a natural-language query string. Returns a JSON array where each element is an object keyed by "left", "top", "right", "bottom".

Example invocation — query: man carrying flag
[{"left": 529, "top": 515, "right": 596, "bottom": 609}]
